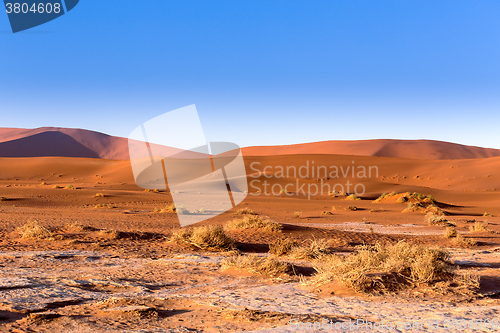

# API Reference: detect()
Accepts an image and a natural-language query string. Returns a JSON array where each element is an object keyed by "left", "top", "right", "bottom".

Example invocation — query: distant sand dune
[{"left": 1, "top": 127, "right": 499, "bottom": 160}]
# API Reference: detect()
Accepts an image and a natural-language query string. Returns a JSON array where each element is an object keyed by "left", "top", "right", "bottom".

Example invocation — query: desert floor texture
[{"left": 1, "top": 146, "right": 500, "bottom": 332}]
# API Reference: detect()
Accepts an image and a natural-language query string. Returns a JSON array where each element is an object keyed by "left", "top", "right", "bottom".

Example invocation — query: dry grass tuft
[
  {"left": 221, "top": 255, "right": 292, "bottom": 277},
  {"left": 94, "top": 203, "right": 116, "bottom": 209},
  {"left": 307, "top": 241, "right": 477, "bottom": 294},
  {"left": 321, "top": 211, "right": 333, "bottom": 215},
  {"left": 226, "top": 215, "right": 282, "bottom": 232},
  {"left": 452, "top": 234, "right": 478, "bottom": 247},
  {"left": 64, "top": 184, "right": 75, "bottom": 189},
  {"left": 483, "top": 212, "right": 492, "bottom": 217},
  {"left": 345, "top": 194, "right": 361, "bottom": 201},
  {"left": 294, "top": 211, "right": 302, "bottom": 218},
  {"left": 269, "top": 238, "right": 297, "bottom": 256},
  {"left": 469, "top": 221, "right": 490, "bottom": 232},
  {"left": 154, "top": 203, "right": 188, "bottom": 214},
  {"left": 18, "top": 220, "right": 53, "bottom": 240},
  {"left": 94, "top": 193, "right": 106, "bottom": 198},
  {"left": 233, "top": 208, "right": 257, "bottom": 215},
  {"left": 347, "top": 206, "right": 358, "bottom": 211},
  {"left": 374, "top": 192, "right": 397, "bottom": 203},
  {"left": 269, "top": 238, "right": 331, "bottom": 259},
  {"left": 424, "top": 212, "right": 451, "bottom": 225},
  {"left": 444, "top": 227, "right": 457, "bottom": 239},
  {"left": 171, "top": 225, "right": 235, "bottom": 251},
  {"left": 289, "top": 239, "right": 331, "bottom": 260}
]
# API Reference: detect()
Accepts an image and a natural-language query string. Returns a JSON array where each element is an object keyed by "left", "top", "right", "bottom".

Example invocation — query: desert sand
[{"left": 1, "top": 128, "right": 500, "bottom": 332}]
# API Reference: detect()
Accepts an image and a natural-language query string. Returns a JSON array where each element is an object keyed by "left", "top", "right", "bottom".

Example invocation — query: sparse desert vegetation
[
  {"left": 308, "top": 241, "right": 478, "bottom": 294},
  {"left": 469, "top": 221, "right": 490, "bottom": 233},
  {"left": 171, "top": 225, "right": 235, "bottom": 251},
  {"left": 425, "top": 212, "right": 449, "bottom": 225},
  {"left": 221, "top": 255, "right": 292, "bottom": 277},
  {"left": 233, "top": 208, "right": 257, "bottom": 215},
  {"left": 225, "top": 215, "right": 282, "bottom": 232},
  {"left": 345, "top": 194, "right": 361, "bottom": 200},
  {"left": 154, "top": 203, "right": 188, "bottom": 214},
  {"left": 452, "top": 234, "right": 478, "bottom": 247},
  {"left": 18, "top": 220, "right": 53, "bottom": 240}
]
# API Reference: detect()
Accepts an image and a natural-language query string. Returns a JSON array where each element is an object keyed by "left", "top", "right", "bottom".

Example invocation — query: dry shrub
[
  {"left": 425, "top": 212, "right": 449, "bottom": 225},
  {"left": 452, "top": 234, "right": 478, "bottom": 247},
  {"left": 345, "top": 194, "right": 361, "bottom": 201},
  {"left": 221, "top": 255, "right": 292, "bottom": 277},
  {"left": 308, "top": 241, "right": 474, "bottom": 294},
  {"left": 98, "top": 229, "right": 120, "bottom": 239},
  {"left": 374, "top": 192, "right": 396, "bottom": 203},
  {"left": 289, "top": 239, "right": 331, "bottom": 260},
  {"left": 269, "top": 238, "right": 330, "bottom": 259},
  {"left": 321, "top": 211, "right": 333, "bottom": 215},
  {"left": 225, "top": 215, "right": 282, "bottom": 232},
  {"left": 425, "top": 205, "right": 446, "bottom": 216},
  {"left": 294, "top": 211, "right": 302, "bottom": 218},
  {"left": 94, "top": 203, "right": 116, "bottom": 209},
  {"left": 18, "top": 220, "right": 53, "bottom": 240},
  {"left": 154, "top": 203, "right": 187, "bottom": 214},
  {"left": 171, "top": 225, "right": 235, "bottom": 251},
  {"left": 94, "top": 193, "right": 105, "bottom": 198},
  {"left": 483, "top": 212, "right": 492, "bottom": 217},
  {"left": 444, "top": 227, "right": 457, "bottom": 239},
  {"left": 469, "top": 221, "right": 490, "bottom": 232},
  {"left": 65, "top": 185, "right": 75, "bottom": 189},
  {"left": 234, "top": 208, "right": 257, "bottom": 215},
  {"left": 347, "top": 206, "right": 358, "bottom": 211},
  {"left": 65, "top": 222, "right": 94, "bottom": 232},
  {"left": 269, "top": 238, "right": 297, "bottom": 256}
]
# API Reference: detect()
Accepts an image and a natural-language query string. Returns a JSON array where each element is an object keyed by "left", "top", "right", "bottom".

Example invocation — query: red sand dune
[
  {"left": 242, "top": 140, "right": 500, "bottom": 160},
  {"left": 0, "top": 127, "right": 129, "bottom": 160},
  {"left": 1, "top": 127, "right": 500, "bottom": 160}
]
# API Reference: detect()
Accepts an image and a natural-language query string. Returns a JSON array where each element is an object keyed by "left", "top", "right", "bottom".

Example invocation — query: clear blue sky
[{"left": 1, "top": 0, "right": 500, "bottom": 148}]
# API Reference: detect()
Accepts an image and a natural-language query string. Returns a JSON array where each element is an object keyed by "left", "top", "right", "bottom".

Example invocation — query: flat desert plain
[{"left": 1, "top": 134, "right": 500, "bottom": 332}]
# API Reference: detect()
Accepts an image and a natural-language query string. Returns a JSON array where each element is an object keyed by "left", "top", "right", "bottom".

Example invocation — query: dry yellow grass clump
[
  {"left": 345, "top": 194, "right": 361, "bottom": 201},
  {"left": 425, "top": 212, "right": 450, "bottom": 225},
  {"left": 233, "top": 208, "right": 257, "bottom": 215},
  {"left": 269, "top": 238, "right": 331, "bottom": 260},
  {"left": 452, "top": 234, "right": 478, "bottom": 247},
  {"left": 18, "top": 220, "right": 53, "bottom": 240},
  {"left": 469, "top": 221, "right": 490, "bottom": 233},
  {"left": 171, "top": 225, "right": 235, "bottom": 251},
  {"left": 373, "top": 192, "right": 397, "bottom": 203},
  {"left": 154, "top": 203, "right": 187, "bottom": 214},
  {"left": 444, "top": 227, "right": 457, "bottom": 239},
  {"left": 225, "top": 215, "right": 282, "bottom": 232},
  {"left": 221, "top": 255, "right": 292, "bottom": 277},
  {"left": 94, "top": 203, "right": 116, "bottom": 209},
  {"left": 308, "top": 241, "right": 478, "bottom": 294}
]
